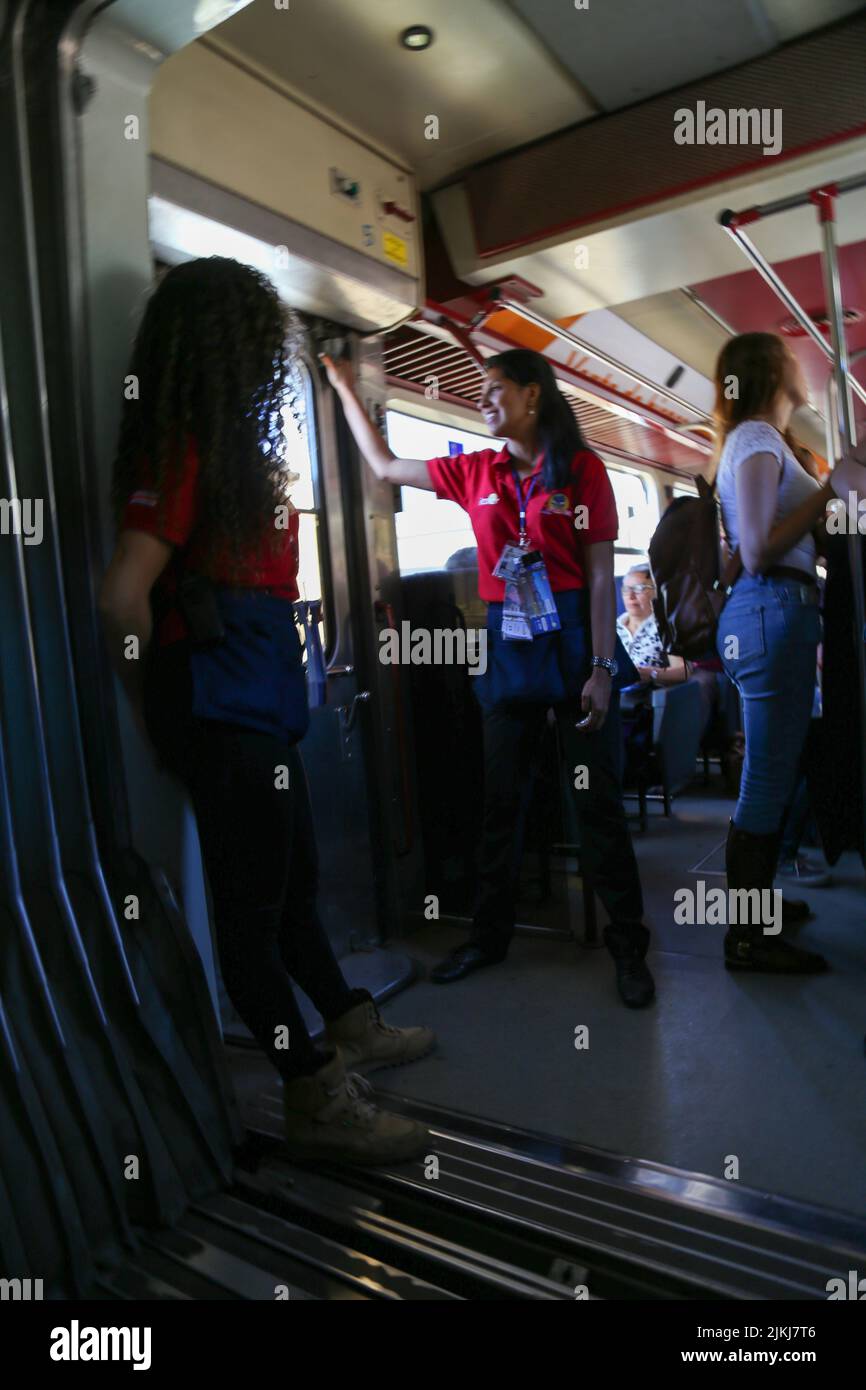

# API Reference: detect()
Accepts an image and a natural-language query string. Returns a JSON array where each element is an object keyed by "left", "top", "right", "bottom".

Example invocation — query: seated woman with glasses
[{"left": 616, "top": 563, "right": 688, "bottom": 688}]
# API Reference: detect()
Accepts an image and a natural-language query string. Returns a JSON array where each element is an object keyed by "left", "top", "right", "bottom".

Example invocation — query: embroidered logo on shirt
[
  {"left": 129, "top": 490, "right": 159, "bottom": 507},
  {"left": 542, "top": 492, "right": 571, "bottom": 515},
  {"left": 477, "top": 493, "right": 500, "bottom": 506}
]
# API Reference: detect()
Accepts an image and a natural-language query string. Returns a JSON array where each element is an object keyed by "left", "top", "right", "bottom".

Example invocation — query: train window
[
  {"left": 386, "top": 410, "right": 500, "bottom": 574},
  {"left": 608, "top": 465, "right": 659, "bottom": 575},
  {"left": 387, "top": 414, "right": 664, "bottom": 583},
  {"left": 282, "top": 363, "right": 328, "bottom": 650}
]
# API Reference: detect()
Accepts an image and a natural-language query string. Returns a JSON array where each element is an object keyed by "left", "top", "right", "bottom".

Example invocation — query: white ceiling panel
[
  {"left": 506, "top": 0, "right": 865, "bottom": 111},
  {"left": 506, "top": 0, "right": 776, "bottom": 110},
  {"left": 207, "top": 0, "right": 594, "bottom": 188},
  {"left": 761, "top": 0, "right": 866, "bottom": 42}
]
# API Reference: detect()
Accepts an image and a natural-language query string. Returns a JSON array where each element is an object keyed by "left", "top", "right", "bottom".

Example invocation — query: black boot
[
  {"left": 724, "top": 820, "right": 826, "bottom": 974},
  {"left": 781, "top": 896, "right": 813, "bottom": 926},
  {"left": 604, "top": 923, "right": 655, "bottom": 1008},
  {"left": 430, "top": 939, "right": 508, "bottom": 984}
]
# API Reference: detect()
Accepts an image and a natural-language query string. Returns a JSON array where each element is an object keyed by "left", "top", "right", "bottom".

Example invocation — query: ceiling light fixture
[{"left": 400, "top": 25, "right": 434, "bottom": 51}]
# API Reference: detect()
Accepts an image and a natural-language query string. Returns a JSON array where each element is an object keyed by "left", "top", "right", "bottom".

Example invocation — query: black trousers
[
  {"left": 472, "top": 693, "right": 647, "bottom": 958},
  {"left": 145, "top": 649, "right": 355, "bottom": 1081}
]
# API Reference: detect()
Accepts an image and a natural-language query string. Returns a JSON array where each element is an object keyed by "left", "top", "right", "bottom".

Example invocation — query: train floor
[{"left": 377, "top": 782, "right": 866, "bottom": 1218}]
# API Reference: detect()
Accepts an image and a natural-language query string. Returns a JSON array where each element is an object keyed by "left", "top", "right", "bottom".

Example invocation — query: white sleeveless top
[{"left": 716, "top": 420, "right": 819, "bottom": 577}]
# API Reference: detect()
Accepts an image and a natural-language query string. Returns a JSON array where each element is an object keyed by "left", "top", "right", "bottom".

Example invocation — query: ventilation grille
[
  {"left": 464, "top": 14, "right": 866, "bottom": 258},
  {"left": 383, "top": 324, "right": 706, "bottom": 473}
]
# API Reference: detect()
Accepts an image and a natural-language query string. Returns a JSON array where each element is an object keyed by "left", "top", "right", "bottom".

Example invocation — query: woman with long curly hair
[{"left": 99, "top": 257, "right": 432, "bottom": 1165}]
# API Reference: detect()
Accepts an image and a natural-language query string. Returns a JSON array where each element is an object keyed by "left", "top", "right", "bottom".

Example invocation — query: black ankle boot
[
  {"left": 781, "top": 896, "right": 813, "bottom": 926},
  {"left": 430, "top": 939, "right": 508, "bottom": 984},
  {"left": 724, "top": 821, "right": 827, "bottom": 974},
  {"left": 604, "top": 923, "right": 655, "bottom": 1007},
  {"left": 611, "top": 952, "right": 656, "bottom": 1007}
]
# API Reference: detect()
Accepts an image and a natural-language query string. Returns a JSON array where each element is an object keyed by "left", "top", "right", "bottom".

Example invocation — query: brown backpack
[{"left": 648, "top": 477, "right": 742, "bottom": 659}]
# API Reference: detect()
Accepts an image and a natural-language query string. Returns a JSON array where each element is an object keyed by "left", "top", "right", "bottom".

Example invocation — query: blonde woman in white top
[{"left": 714, "top": 331, "right": 865, "bottom": 974}]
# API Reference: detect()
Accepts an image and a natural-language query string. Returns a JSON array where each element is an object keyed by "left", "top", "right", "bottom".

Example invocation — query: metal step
[
  {"left": 93, "top": 1191, "right": 458, "bottom": 1301},
  {"left": 243, "top": 1080, "right": 866, "bottom": 1300},
  {"left": 233, "top": 1163, "right": 577, "bottom": 1300}
]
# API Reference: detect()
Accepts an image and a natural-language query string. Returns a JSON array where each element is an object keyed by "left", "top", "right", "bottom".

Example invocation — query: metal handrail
[
  {"left": 718, "top": 212, "right": 866, "bottom": 412},
  {"left": 720, "top": 171, "right": 866, "bottom": 227}
]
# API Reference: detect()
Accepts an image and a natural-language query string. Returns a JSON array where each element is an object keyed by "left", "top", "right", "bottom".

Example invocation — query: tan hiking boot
[
  {"left": 325, "top": 997, "right": 435, "bottom": 1074},
  {"left": 282, "top": 1052, "right": 429, "bottom": 1166}
]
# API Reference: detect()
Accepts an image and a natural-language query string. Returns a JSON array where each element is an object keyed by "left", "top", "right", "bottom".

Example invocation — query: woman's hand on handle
[
  {"left": 318, "top": 352, "right": 434, "bottom": 490},
  {"left": 830, "top": 440, "right": 866, "bottom": 505},
  {"left": 319, "top": 353, "right": 356, "bottom": 394}
]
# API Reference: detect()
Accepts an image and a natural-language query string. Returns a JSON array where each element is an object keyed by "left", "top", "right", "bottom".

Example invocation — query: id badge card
[
  {"left": 493, "top": 543, "right": 527, "bottom": 584},
  {"left": 521, "top": 552, "right": 561, "bottom": 636},
  {"left": 501, "top": 579, "right": 533, "bottom": 641}
]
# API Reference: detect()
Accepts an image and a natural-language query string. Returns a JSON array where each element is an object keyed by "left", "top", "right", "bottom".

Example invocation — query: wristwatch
[{"left": 591, "top": 655, "right": 618, "bottom": 677}]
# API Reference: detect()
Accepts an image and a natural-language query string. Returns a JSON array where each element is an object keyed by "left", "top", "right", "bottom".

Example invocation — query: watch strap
[{"left": 591, "top": 655, "right": 617, "bottom": 675}]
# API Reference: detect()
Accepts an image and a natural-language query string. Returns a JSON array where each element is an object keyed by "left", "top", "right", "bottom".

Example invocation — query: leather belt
[{"left": 764, "top": 566, "right": 816, "bottom": 586}]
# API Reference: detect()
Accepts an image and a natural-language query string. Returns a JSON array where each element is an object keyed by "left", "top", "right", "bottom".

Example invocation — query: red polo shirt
[
  {"left": 427, "top": 446, "right": 618, "bottom": 601},
  {"left": 121, "top": 437, "right": 299, "bottom": 644}
]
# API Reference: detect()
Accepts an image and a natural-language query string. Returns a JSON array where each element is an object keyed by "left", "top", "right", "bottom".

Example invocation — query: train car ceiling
[
  {"left": 424, "top": 9, "right": 865, "bottom": 462},
  {"left": 149, "top": 44, "right": 423, "bottom": 330},
  {"left": 509, "top": 0, "right": 865, "bottom": 109},
  {"left": 146, "top": 4, "right": 866, "bottom": 458},
  {"left": 432, "top": 13, "right": 866, "bottom": 270},
  {"left": 202, "top": 0, "right": 595, "bottom": 189}
]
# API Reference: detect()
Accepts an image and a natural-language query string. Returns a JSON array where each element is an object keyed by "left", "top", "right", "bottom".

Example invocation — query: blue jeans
[{"left": 717, "top": 574, "right": 821, "bottom": 836}]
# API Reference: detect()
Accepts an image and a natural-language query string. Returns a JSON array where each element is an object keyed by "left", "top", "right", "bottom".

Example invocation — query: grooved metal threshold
[{"left": 244, "top": 1083, "right": 866, "bottom": 1300}]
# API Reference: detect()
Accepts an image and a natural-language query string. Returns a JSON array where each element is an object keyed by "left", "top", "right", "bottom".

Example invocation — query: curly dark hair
[{"left": 112, "top": 256, "right": 305, "bottom": 577}]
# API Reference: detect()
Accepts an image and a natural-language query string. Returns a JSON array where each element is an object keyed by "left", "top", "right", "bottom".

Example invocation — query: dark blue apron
[
  {"left": 187, "top": 590, "right": 310, "bottom": 743},
  {"left": 473, "top": 589, "right": 637, "bottom": 711}
]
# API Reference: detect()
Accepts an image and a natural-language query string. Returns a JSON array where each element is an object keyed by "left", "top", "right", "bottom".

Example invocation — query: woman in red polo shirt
[
  {"left": 99, "top": 257, "right": 432, "bottom": 1165},
  {"left": 323, "top": 347, "right": 653, "bottom": 1007}
]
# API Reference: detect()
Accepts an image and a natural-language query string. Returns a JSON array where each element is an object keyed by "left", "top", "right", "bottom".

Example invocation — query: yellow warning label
[{"left": 382, "top": 231, "right": 408, "bottom": 267}]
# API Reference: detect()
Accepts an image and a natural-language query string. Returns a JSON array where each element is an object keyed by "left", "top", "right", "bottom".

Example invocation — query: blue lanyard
[{"left": 512, "top": 468, "right": 541, "bottom": 546}]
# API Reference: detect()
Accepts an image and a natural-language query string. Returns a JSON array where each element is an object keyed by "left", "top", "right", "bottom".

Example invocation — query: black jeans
[
  {"left": 472, "top": 693, "right": 647, "bottom": 959},
  {"left": 145, "top": 647, "right": 356, "bottom": 1081}
]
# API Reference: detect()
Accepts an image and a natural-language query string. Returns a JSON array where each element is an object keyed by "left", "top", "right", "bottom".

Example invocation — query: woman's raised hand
[
  {"left": 319, "top": 353, "right": 355, "bottom": 393},
  {"left": 830, "top": 440, "right": 866, "bottom": 503}
]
